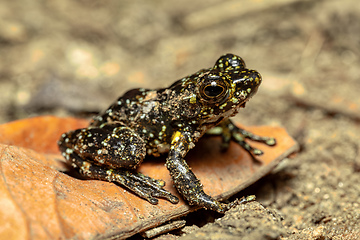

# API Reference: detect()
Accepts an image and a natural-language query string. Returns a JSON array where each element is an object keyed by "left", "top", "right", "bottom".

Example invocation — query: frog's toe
[
  {"left": 236, "top": 139, "right": 264, "bottom": 156},
  {"left": 265, "top": 137, "right": 276, "bottom": 146},
  {"left": 224, "top": 195, "right": 256, "bottom": 211},
  {"left": 137, "top": 172, "right": 166, "bottom": 187},
  {"left": 237, "top": 129, "right": 276, "bottom": 147},
  {"left": 147, "top": 196, "right": 159, "bottom": 205},
  {"left": 151, "top": 189, "right": 179, "bottom": 204},
  {"left": 252, "top": 148, "right": 264, "bottom": 156},
  {"left": 127, "top": 172, "right": 179, "bottom": 205},
  {"left": 168, "top": 195, "right": 180, "bottom": 203},
  {"left": 138, "top": 185, "right": 179, "bottom": 205}
]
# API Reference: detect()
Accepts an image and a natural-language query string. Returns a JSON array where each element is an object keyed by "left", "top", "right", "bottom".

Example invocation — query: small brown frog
[{"left": 58, "top": 53, "right": 275, "bottom": 213}]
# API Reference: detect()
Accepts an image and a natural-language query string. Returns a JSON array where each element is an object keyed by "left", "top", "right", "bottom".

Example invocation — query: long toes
[
  {"left": 130, "top": 175, "right": 179, "bottom": 204},
  {"left": 151, "top": 190, "right": 179, "bottom": 204},
  {"left": 240, "top": 141, "right": 264, "bottom": 156},
  {"left": 158, "top": 192, "right": 179, "bottom": 204},
  {"left": 133, "top": 173, "right": 166, "bottom": 187},
  {"left": 250, "top": 136, "right": 276, "bottom": 146}
]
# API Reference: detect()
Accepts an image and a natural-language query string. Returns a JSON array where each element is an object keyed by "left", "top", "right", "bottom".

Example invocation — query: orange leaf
[
  {"left": 0, "top": 116, "right": 298, "bottom": 239},
  {"left": 0, "top": 116, "right": 88, "bottom": 154}
]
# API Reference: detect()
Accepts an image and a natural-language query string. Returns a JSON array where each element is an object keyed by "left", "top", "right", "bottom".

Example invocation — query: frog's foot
[
  {"left": 108, "top": 169, "right": 179, "bottom": 205},
  {"left": 224, "top": 195, "right": 257, "bottom": 211},
  {"left": 207, "top": 120, "right": 276, "bottom": 156},
  {"left": 194, "top": 192, "right": 256, "bottom": 213},
  {"left": 229, "top": 124, "right": 276, "bottom": 156},
  {"left": 68, "top": 153, "right": 179, "bottom": 205}
]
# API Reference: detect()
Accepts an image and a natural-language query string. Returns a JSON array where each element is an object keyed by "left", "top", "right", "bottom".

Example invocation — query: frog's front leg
[
  {"left": 58, "top": 122, "right": 179, "bottom": 205},
  {"left": 166, "top": 131, "right": 237, "bottom": 213},
  {"left": 206, "top": 119, "right": 276, "bottom": 156}
]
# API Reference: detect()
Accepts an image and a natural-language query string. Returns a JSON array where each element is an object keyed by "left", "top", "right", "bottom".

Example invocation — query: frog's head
[{"left": 196, "top": 54, "right": 262, "bottom": 123}]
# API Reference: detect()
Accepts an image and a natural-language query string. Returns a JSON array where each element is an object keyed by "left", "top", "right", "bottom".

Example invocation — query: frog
[{"left": 58, "top": 53, "right": 276, "bottom": 213}]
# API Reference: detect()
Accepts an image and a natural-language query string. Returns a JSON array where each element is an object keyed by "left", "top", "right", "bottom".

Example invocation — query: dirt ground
[{"left": 1, "top": 0, "right": 360, "bottom": 239}]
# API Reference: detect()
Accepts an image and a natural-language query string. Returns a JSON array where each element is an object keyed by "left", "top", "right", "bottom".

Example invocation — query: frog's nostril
[{"left": 250, "top": 71, "right": 262, "bottom": 85}]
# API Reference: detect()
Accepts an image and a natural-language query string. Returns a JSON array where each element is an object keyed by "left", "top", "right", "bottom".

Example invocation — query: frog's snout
[
  {"left": 233, "top": 70, "right": 262, "bottom": 101},
  {"left": 241, "top": 70, "right": 261, "bottom": 87}
]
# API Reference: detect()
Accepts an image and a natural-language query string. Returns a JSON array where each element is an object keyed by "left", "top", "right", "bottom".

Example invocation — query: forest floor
[{"left": 1, "top": 0, "right": 359, "bottom": 239}]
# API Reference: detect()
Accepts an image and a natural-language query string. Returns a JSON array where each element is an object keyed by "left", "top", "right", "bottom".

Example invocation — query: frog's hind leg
[
  {"left": 58, "top": 123, "right": 179, "bottom": 205},
  {"left": 68, "top": 152, "right": 179, "bottom": 204}
]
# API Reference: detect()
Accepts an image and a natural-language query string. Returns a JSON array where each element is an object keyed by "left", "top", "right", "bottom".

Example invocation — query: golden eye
[
  {"left": 199, "top": 79, "right": 229, "bottom": 103},
  {"left": 203, "top": 84, "right": 224, "bottom": 98}
]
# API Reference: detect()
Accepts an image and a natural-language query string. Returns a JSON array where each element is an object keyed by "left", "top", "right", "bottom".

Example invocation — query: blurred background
[
  {"left": 1, "top": 0, "right": 358, "bottom": 126},
  {"left": 1, "top": 0, "right": 360, "bottom": 238}
]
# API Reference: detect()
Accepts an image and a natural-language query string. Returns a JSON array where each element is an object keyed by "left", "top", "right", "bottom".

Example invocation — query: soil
[{"left": 1, "top": 0, "right": 359, "bottom": 239}]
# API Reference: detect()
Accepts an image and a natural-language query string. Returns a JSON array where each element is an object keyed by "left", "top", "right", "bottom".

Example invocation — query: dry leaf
[{"left": 0, "top": 116, "right": 298, "bottom": 239}]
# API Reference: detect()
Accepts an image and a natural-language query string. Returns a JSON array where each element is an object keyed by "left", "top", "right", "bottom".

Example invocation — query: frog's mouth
[
  {"left": 202, "top": 116, "right": 224, "bottom": 127},
  {"left": 239, "top": 102, "right": 247, "bottom": 108},
  {"left": 202, "top": 100, "right": 247, "bottom": 126},
  {"left": 228, "top": 101, "right": 247, "bottom": 117}
]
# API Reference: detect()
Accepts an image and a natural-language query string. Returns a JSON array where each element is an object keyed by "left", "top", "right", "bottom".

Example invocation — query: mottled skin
[{"left": 58, "top": 54, "right": 275, "bottom": 213}]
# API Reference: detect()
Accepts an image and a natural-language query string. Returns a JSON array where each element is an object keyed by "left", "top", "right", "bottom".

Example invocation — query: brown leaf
[
  {"left": 0, "top": 116, "right": 88, "bottom": 154},
  {"left": 0, "top": 116, "right": 298, "bottom": 239}
]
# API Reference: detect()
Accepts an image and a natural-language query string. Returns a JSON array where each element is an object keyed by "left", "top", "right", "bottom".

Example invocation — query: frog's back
[
  {"left": 90, "top": 88, "right": 153, "bottom": 126},
  {"left": 90, "top": 87, "right": 181, "bottom": 147}
]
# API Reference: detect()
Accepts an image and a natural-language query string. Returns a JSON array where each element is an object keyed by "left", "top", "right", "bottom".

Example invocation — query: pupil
[{"left": 205, "top": 85, "right": 223, "bottom": 97}]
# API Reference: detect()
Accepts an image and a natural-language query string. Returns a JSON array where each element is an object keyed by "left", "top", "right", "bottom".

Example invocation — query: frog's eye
[
  {"left": 200, "top": 80, "right": 228, "bottom": 102},
  {"left": 204, "top": 84, "right": 224, "bottom": 97}
]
